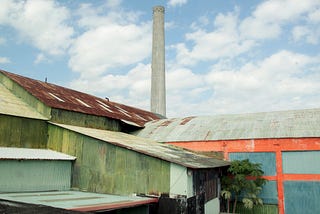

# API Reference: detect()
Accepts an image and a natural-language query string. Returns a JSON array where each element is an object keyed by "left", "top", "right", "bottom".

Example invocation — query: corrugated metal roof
[
  {"left": 0, "top": 191, "right": 157, "bottom": 212},
  {"left": 0, "top": 70, "right": 159, "bottom": 127},
  {"left": 0, "top": 84, "right": 48, "bottom": 120},
  {"left": 0, "top": 147, "right": 76, "bottom": 160},
  {"left": 51, "top": 123, "right": 229, "bottom": 169},
  {"left": 134, "top": 108, "right": 320, "bottom": 142}
]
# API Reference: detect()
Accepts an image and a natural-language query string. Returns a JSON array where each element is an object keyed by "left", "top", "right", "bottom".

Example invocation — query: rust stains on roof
[
  {"left": 180, "top": 116, "right": 196, "bottom": 125},
  {"left": 1, "top": 70, "right": 159, "bottom": 127}
]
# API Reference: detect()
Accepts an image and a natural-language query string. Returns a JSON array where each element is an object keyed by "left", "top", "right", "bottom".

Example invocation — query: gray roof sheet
[
  {"left": 134, "top": 108, "right": 320, "bottom": 142},
  {"left": 51, "top": 123, "right": 229, "bottom": 169},
  {"left": 0, "top": 147, "right": 76, "bottom": 160}
]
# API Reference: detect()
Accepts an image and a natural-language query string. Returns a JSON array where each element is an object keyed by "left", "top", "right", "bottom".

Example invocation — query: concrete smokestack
[{"left": 151, "top": 5, "right": 166, "bottom": 117}]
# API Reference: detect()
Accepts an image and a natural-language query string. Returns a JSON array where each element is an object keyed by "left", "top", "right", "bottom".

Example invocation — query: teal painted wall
[
  {"left": 229, "top": 152, "right": 276, "bottom": 176},
  {"left": 284, "top": 181, "right": 320, "bottom": 214},
  {"left": 0, "top": 160, "right": 72, "bottom": 192},
  {"left": 235, "top": 204, "right": 278, "bottom": 214},
  {"left": 47, "top": 124, "right": 170, "bottom": 196},
  {"left": 228, "top": 152, "right": 278, "bottom": 205},
  {"left": 282, "top": 151, "right": 320, "bottom": 174},
  {"left": 0, "top": 114, "right": 47, "bottom": 148}
]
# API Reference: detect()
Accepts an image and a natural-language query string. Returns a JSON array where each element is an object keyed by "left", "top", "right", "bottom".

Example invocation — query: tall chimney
[{"left": 151, "top": 5, "right": 166, "bottom": 117}]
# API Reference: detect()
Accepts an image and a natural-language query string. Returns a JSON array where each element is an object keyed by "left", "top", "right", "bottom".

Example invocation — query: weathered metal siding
[
  {"left": 235, "top": 204, "right": 278, "bottom": 214},
  {"left": 0, "top": 114, "right": 47, "bottom": 148},
  {"left": 0, "top": 160, "right": 72, "bottom": 192},
  {"left": 282, "top": 151, "right": 320, "bottom": 174},
  {"left": 0, "top": 72, "right": 51, "bottom": 118},
  {"left": 259, "top": 181, "right": 278, "bottom": 204},
  {"left": 229, "top": 152, "right": 278, "bottom": 204},
  {"left": 47, "top": 124, "right": 171, "bottom": 196},
  {"left": 284, "top": 181, "right": 320, "bottom": 214},
  {"left": 50, "top": 108, "right": 121, "bottom": 131},
  {"left": 229, "top": 152, "right": 276, "bottom": 176}
]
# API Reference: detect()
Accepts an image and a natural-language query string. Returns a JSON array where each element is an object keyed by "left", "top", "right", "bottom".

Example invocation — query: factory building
[
  {"left": 135, "top": 110, "right": 320, "bottom": 214},
  {"left": 0, "top": 69, "right": 229, "bottom": 213},
  {"left": 1, "top": 4, "right": 320, "bottom": 214}
]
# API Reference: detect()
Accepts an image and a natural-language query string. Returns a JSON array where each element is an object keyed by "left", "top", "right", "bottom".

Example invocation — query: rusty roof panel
[
  {"left": 0, "top": 70, "right": 159, "bottom": 127},
  {"left": 51, "top": 123, "right": 230, "bottom": 169},
  {"left": 134, "top": 108, "right": 320, "bottom": 141}
]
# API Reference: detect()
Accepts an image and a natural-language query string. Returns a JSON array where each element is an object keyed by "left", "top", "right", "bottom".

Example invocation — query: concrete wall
[
  {"left": 47, "top": 124, "right": 170, "bottom": 196},
  {"left": 0, "top": 160, "right": 72, "bottom": 192},
  {"left": 0, "top": 114, "right": 47, "bottom": 148}
]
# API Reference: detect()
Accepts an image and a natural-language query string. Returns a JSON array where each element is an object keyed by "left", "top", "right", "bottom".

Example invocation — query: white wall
[
  {"left": 169, "top": 163, "right": 193, "bottom": 197},
  {"left": 205, "top": 198, "right": 220, "bottom": 214}
]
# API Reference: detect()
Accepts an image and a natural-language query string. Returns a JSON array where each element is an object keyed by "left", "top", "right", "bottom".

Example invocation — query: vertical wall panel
[
  {"left": 0, "top": 115, "right": 47, "bottom": 148},
  {"left": 47, "top": 124, "right": 171, "bottom": 196},
  {"left": 284, "top": 181, "right": 320, "bottom": 214},
  {"left": 259, "top": 181, "right": 278, "bottom": 204},
  {"left": 0, "top": 160, "right": 72, "bottom": 192},
  {"left": 282, "top": 151, "right": 320, "bottom": 174},
  {"left": 229, "top": 152, "right": 276, "bottom": 176}
]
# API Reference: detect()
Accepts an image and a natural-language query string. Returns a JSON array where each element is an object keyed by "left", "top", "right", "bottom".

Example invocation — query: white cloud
[
  {"left": 202, "top": 50, "right": 320, "bottom": 115},
  {"left": 0, "top": 57, "right": 11, "bottom": 64},
  {"left": 0, "top": 37, "right": 6, "bottom": 45},
  {"left": 240, "top": 0, "right": 320, "bottom": 40},
  {"left": 69, "top": 63, "right": 151, "bottom": 110},
  {"left": 168, "top": 0, "right": 188, "bottom": 7},
  {"left": 174, "top": 10, "right": 255, "bottom": 66},
  {"left": 0, "top": 0, "right": 73, "bottom": 55},
  {"left": 69, "top": 3, "right": 151, "bottom": 78},
  {"left": 34, "top": 53, "right": 49, "bottom": 64},
  {"left": 291, "top": 7, "right": 320, "bottom": 44},
  {"left": 69, "top": 23, "right": 151, "bottom": 78}
]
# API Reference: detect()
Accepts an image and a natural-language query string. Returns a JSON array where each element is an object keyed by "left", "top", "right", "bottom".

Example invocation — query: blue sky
[{"left": 0, "top": 0, "right": 319, "bottom": 117}]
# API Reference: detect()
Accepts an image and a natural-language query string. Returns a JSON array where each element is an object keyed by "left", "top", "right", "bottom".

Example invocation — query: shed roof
[
  {"left": 0, "top": 147, "right": 76, "bottom": 160},
  {"left": 0, "top": 191, "right": 157, "bottom": 212},
  {"left": 0, "top": 84, "right": 48, "bottom": 120},
  {"left": 134, "top": 108, "right": 320, "bottom": 142},
  {"left": 0, "top": 70, "right": 159, "bottom": 127},
  {"left": 51, "top": 123, "right": 229, "bottom": 169}
]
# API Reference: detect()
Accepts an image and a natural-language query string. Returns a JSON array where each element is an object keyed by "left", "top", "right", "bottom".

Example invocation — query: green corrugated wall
[
  {"left": 50, "top": 109, "right": 121, "bottom": 131},
  {"left": 0, "top": 114, "right": 47, "bottom": 148},
  {"left": 47, "top": 124, "right": 170, "bottom": 196}
]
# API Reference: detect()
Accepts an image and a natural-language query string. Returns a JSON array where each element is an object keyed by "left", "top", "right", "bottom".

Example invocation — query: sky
[{"left": 0, "top": 0, "right": 319, "bottom": 118}]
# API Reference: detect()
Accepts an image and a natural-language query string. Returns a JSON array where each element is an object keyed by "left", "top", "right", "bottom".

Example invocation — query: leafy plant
[{"left": 221, "top": 159, "right": 267, "bottom": 213}]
